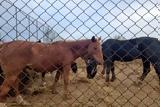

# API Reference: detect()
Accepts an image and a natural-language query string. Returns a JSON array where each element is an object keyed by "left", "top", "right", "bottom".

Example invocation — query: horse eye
[{"left": 94, "top": 47, "right": 97, "bottom": 50}]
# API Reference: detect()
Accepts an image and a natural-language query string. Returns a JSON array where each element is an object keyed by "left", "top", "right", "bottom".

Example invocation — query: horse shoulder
[{"left": 56, "top": 44, "right": 74, "bottom": 64}]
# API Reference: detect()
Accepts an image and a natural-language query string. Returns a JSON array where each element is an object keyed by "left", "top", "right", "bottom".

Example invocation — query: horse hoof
[
  {"left": 40, "top": 82, "right": 47, "bottom": 88},
  {"left": 21, "top": 100, "right": 31, "bottom": 106},
  {"left": 138, "top": 81, "right": 142, "bottom": 85},
  {"left": 40, "top": 85, "right": 47, "bottom": 89},
  {"left": 63, "top": 94, "right": 72, "bottom": 100},
  {"left": 52, "top": 90, "right": 58, "bottom": 94},
  {"left": 110, "top": 79, "right": 114, "bottom": 82},
  {"left": 42, "top": 82, "right": 47, "bottom": 86},
  {"left": 104, "top": 82, "right": 110, "bottom": 87},
  {"left": 0, "top": 103, "right": 7, "bottom": 107},
  {"left": 16, "top": 95, "right": 31, "bottom": 106},
  {"left": 136, "top": 79, "right": 143, "bottom": 85},
  {"left": 111, "top": 77, "right": 116, "bottom": 82},
  {"left": 32, "top": 90, "right": 43, "bottom": 96},
  {"left": 18, "top": 100, "right": 31, "bottom": 106},
  {"left": 105, "top": 78, "right": 109, "bottom": 82},
  {"left": 105, "top": 75, "right": 110, "bottom": 82},
  {"left": 100, "top": 74, "right": 105, "bottom": 79},
  {"left": 133, "top": 80, "right": 142, "bottom": 87}
]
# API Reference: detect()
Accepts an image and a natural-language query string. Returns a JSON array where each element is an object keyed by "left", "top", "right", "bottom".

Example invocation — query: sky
[{"left": 0, "top": 0, "right": 159, "bottom": 41}]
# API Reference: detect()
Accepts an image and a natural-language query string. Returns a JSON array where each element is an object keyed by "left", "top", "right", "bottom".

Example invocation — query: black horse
[
  {"left": 86, "top": 37, "right": 160, "bottom": 85},
  {"left": 82, "top": 59, "right": 98, "bottom": 79}
]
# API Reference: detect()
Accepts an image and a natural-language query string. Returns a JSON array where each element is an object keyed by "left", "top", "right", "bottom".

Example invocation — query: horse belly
[
  {"left": 30, "top": 57, "right": 60, "bottom": 73},
  {"left": 114, "top": 49, "right": 140, "bottom": 62}
]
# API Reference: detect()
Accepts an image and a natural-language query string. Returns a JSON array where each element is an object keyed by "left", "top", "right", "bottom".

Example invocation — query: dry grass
[{"left": 7, "top": 59, "right": 160, "bottom": 107}]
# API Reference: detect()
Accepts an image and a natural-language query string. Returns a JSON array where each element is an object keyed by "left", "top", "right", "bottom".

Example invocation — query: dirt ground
[{"left": 6, "top": 59, "right": 160, "bottom": 107}]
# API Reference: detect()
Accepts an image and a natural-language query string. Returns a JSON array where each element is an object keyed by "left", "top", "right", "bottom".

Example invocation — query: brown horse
[{"left": 0, "top": 36, "right": 103, "bottom": 106}]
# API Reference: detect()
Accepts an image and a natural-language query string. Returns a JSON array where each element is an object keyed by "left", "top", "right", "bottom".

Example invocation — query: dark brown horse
[{"left": 0, "top": 36, "right": 103, "bottom": 106}]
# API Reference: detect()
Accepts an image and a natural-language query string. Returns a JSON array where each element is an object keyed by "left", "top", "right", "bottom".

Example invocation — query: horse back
[
  {"left": 30, "top": 41, "right": 75, "bottom": 72},
  {"left": 102, "top": 39, "right": 140, "bottom": 61},
  {"left": 0, "top": 41, "right": 34, "bottom": 66},
  {"left": 0, "top": 40, "right": 73, "bottom": 72}
]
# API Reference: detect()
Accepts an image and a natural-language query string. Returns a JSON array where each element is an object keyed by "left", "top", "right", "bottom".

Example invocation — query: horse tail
[
  {"left": 0, "top": 43, "right": 4, "bottom": 51},
  {"left": 0, "top": 43, "right": 5, "bottom": 63},
  {"left": 0, "top": 43, "right": 4, "bottom": 84},
  {"left": 0, "top": 66, "right": 4, "bottom": 85}
]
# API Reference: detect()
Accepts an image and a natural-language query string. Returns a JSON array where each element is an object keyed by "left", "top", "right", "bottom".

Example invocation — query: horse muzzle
[
  {"left": 96, "top": 60, "right": 103, "bottom": 65},
  {"left": 93, "top": 55, "right": 103, "bottom": 65}
]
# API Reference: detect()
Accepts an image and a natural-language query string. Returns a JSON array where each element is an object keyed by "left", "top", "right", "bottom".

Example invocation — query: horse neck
[{"left": 67, "top": 40, "right": 90, "bottom": 59}]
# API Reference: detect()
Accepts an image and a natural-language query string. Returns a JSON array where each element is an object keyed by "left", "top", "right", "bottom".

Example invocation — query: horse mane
[
  {"left": 50, "top": 39, "right": 91, "bottom": 46},
  {"left": 51, "top": 41, "right": 64, "bottom": 44}
]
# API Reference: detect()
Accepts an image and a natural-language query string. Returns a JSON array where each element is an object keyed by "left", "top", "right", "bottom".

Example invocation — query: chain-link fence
[{"left": 0, "top": 0, "right": 159, "bottom": 107}]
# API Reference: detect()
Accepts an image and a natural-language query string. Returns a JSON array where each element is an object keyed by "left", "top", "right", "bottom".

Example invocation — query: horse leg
[
  {"left": 52, "top": 71, "right": 61, "bottom": 94},
  {"left": 0, "top": 77, "right": 9, "bottom": 107},
  {"left": 101, "top": 63, "right": 106, "bottom": 77},
  {"left": 111, "top": 63, "right": 116, "bottom": 82},
  {"left": 101, "top": 57, "right": 106, "bottom": 75},
  {"left": 140, "top": 60, "right": 150, "bottom": 81},
  {"left": 0, "top": 64, "right": 30, "bottom": 106},
  {"left": 41, "top": 72, "right": 46, "bottom": 87},
  {"left": 153, "top": 65, "right": 160, "bottom": 85},
  {"left": 63, "top": 65, "right": 71, "bottom": 99},
  {"left": 100, "top": 61, "right": 107, "bottom": 79},
  {"left": 0, "top": 75, "right": 18, "bottom": 104},
  {"left": 158, "top": 74, "right": 160, "bottom": 86},
  {"left": 0, "top": 61, "right": 32, "bottom": 106},
  {"left": 13, "top": 78, "right": 30, "bottom": 105},
  {"left": 105, "top": 63, "right": 111, "bottom": 82},
  {"left": 136, "top": 59, "right": 150, "bottom": 86}
]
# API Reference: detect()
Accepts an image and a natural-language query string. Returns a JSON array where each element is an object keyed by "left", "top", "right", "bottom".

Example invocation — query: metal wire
[{"left": 0, "top": 0, "right": 159, "bottom": 107}]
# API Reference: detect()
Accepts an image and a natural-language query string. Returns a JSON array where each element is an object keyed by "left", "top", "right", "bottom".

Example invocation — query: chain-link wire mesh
[{"left": 0, "top": 0, "right": 159, "bottom": 107}]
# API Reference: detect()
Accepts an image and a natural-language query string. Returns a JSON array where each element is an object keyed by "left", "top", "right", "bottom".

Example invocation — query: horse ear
[
  {"left": 37, "top": 40, "right": 41, "bottom": 43},
  {"left": 91, "top": 36, "right": 97, "bottom": 42},
  {"left": 98, "top": 36, "right": 101, "bottom": 41}
]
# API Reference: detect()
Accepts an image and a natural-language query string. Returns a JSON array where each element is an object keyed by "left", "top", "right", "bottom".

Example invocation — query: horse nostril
[
  {"left": 97, "top": 62, "right": 101, "bottom": 65},
  {"left": 100, "top": 60, "right": 104, "bottom": 65}
]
